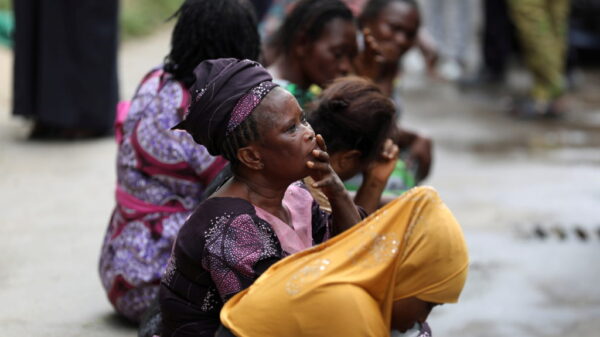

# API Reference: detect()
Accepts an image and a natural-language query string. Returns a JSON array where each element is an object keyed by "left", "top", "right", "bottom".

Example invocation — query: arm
[
  {"left": 395, "top": 127, "right": 433, "bottom": 181},
  {"left": 353, "top": 28, "right": 385, "bottom": 81},
  {"left": 352, "top": 28, "right": 396, "bottom": 97},
  {"left": 307, "top": 135, "right": 361, "bottom": 235},
  {"left": 417, "top": 28, "right": 439, "bottom": 79},
  {"left": 354, "top": 139, "right": 399, "bottom": 214}
]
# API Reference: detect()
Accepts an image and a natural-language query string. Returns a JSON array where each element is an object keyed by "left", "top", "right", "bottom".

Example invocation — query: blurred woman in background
[
  {"left": 267, "top": 0, "right": 358, "bottom": 106},
  {"left": 12, "top": 0, "right": 118, "bottom": 139},
  {"left": 98, "top": 0, "right": 260, "bottom": 323}
]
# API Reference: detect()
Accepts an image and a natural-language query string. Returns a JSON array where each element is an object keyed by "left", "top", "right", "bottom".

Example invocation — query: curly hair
[
  {"left": 163, "top": 0, "right": 260, "bottom": 86},
  {"left": 308, "top": 76, "right": 397, "bottom": 162}
]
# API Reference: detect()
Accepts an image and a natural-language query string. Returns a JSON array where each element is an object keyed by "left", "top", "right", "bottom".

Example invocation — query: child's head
[
  {"left": 359, "top": 0, "right": 420, "bottom": 64},
  {"left": 308, "top": 76, "right": 396, "bottom": 180},
  {"left": 273, "top": 0, "right": 358, "bottom": 88},
  {"left": 164, "top": 0, "right": 260, "bottom": 86}
]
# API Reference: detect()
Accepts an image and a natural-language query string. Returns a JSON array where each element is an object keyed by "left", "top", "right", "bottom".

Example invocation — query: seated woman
[
  {"left": 220, "top": 186, "right": 469, "bottom": 336},
  {"left": 358, "top": 0, "right": 433, "bottom": 181},
  {"left": 306, "top": 76, "right": 399, "bottom": 214},
  {"left": 202, "top": 76, "right": 398, "bottom": 215},
  {"left": 159, "top": 59, "right": 364, "bottom": 337},
  {"left": 98, "top": 0, "right": 261, "bottom": 322}
]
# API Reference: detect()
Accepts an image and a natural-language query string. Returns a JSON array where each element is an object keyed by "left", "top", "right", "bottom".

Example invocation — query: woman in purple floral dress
[{"left": 98, "top": 0, "right": 261, "bottom": 322}]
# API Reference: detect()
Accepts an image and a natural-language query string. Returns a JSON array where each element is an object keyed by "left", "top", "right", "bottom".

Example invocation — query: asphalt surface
[{"left": 1, "top": 27, "right": 599, "bottom": 337}]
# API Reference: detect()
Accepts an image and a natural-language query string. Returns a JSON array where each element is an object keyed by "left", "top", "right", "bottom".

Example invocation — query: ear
[
  {"left": 330, "top": 149, "right": 362, "bottom": 180},
  {"left": 339, "top": 149, "right": 362, "bottom": 171},
  {"left": 237, "top": 145, "right": 264, "bottom": 171}
]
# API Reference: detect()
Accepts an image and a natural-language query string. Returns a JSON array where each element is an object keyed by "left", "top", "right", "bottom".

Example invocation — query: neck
[
  {"left": 270, "top": 55, "right": 311, "bottom": 90},
  {"left": 231, "top": 173, "right": 290, "bottom": 213}
]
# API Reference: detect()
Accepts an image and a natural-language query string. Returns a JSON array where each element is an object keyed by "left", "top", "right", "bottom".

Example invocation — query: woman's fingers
[
  {"left": 311, "top": 176, "right": 336, "bottom": 188},
  {"left": 315, "top": 134, "right": 328, "bottom": 152},
  {"left": 380, "top": 138, "right": 400, "bottom": 160},
  {"left": 312, "top": 148, "right": 330, "bottom": 162},
  {"left": 363, "top": 28, "right": 384, "bottom": 63},
  {"left": 381, "top": 139, "right": 393, "bottom": 158},
  {"left": 306, "top": 160, "right": 330, "bottom": 171},
  {"left": 388, "top": 144, "right": 400, "bottom": 159}
]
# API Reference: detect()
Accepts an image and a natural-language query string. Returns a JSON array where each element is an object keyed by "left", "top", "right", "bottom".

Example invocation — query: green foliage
[
  {"left": 0, "top": 0, "right": 181, "bottom": 39},
  {"left": 0, "top": 1, "right": 12, "bottom": 47},
  {"left": 120, "top": 0, "right": 183, "bottom": 38}
]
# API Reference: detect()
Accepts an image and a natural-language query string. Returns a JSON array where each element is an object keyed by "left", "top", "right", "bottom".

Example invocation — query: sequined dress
[
  {"left": 159, "top": 183, "right": 333, "bottom": 337},
  {"left": 98, "top": 67, "right": 227, "bottom": 322}
]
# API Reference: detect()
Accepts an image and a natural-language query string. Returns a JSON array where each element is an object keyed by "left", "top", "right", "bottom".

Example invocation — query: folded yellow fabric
[{"left": 221, "top": 186, "right": 469, "bottom": 337}]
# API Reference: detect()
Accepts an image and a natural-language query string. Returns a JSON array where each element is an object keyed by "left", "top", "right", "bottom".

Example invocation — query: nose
[
  {"left": 338, "top": 56, "right": 352, "bottom": 76},
  {"left": 303, "top": 123, "right": 315, "bottom": 141}
]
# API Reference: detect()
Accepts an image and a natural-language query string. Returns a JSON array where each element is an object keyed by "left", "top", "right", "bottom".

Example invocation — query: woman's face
[
  {"left": 391, "top": 297, "right": 438, "bottom": 333},
  {"left": 365, "top": 1, "right": 420, "bottom": 64},
  {"left": 298, "top": 18, "right": 358, "bottom": 88},
  {"left": 254, "top": 88, "right": 317, "bottom": 181}
]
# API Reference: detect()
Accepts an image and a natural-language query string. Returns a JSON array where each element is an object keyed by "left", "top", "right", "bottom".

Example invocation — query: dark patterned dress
[
  {"left": 99, "top": 68, "right": 227, "bottom": 322},
  {"left": 160, "top": 183, "right": 333, "bottom": 337}
]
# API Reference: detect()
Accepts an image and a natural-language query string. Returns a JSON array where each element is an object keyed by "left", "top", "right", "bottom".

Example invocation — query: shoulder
[
  {"left": 175, "top": 197, "right": 260, "bottom": 257},
  {"left": 185, "top": 197, "right": 256, "bottom": 230},
  {"left": 196, "top": 198, "right": 281, "bottom": 271},
  {"left": 135, "top": 67, "right": 165, "bottom": 94}
]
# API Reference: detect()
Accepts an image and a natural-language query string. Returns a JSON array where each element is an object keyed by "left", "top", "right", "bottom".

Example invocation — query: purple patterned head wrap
[{"left": 172, "top": 58, "right": 278, "bottom": 156}]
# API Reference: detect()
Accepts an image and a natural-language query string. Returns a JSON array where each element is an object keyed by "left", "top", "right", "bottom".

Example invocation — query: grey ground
[{"left": 1, "top": 26, "right": 599, "bottom": 337}]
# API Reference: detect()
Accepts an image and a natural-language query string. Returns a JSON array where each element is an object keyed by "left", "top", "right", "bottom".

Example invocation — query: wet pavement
[
  {"left": 400, "top": 52, "right": 600, "bottom": 336},
  {"left": 0, "top": 27, "right": 599, "bottom": 337}
]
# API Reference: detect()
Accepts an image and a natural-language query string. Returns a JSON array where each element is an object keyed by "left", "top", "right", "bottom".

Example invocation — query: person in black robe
[{"left": 12, "top": 0, "right": 118, "bottom": 139}]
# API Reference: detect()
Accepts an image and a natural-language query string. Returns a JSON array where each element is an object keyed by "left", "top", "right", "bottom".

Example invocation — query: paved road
[{"left": 0, "top": 27, "right": 599, "bottom": 337}]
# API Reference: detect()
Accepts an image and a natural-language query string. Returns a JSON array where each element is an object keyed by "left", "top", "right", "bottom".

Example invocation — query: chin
[{"left": 288, "top": 168, "right": 311, "bottom": 183}]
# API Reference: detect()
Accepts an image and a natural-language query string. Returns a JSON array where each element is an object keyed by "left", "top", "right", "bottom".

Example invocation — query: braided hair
[
  {"left": 164, "top": 0, "right": 260, "bottom": 86},
  {"left": 273, "top": 0, "right": 354, "bottom": 56},
  {"left": 359, "top": 0, "right": 419, "bottom": 26},
  {"left": 221, "top": 114, "right": 261, "bottom": 166},
  {"left": 308, "top": 76, "right": 396, "bottom": 162}
]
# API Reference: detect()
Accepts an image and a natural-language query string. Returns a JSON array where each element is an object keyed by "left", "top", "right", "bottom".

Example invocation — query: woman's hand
[
  {"left": 355, "top": 139, "right": 399, "bottom": 214},
  {"left": 396, "top": 128, "right": 433, "bottom": 182},
  {"left": 406, "top": 135, "right": 432, "bottom": 181},
  {"left": 353, "top": 28, "right": 385, "bottom": 81},
  {"left": 307, "top": 135, "right": 361, "bottom": 234},
  {"left": 364, "top": 138, "right": 400, "bottom": 183},
  {"left": 417, "top": 29, "right": 440, "bottom": 79},
  {"left": 306, "top": 135, "right": 346, "bottom": 199}
]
